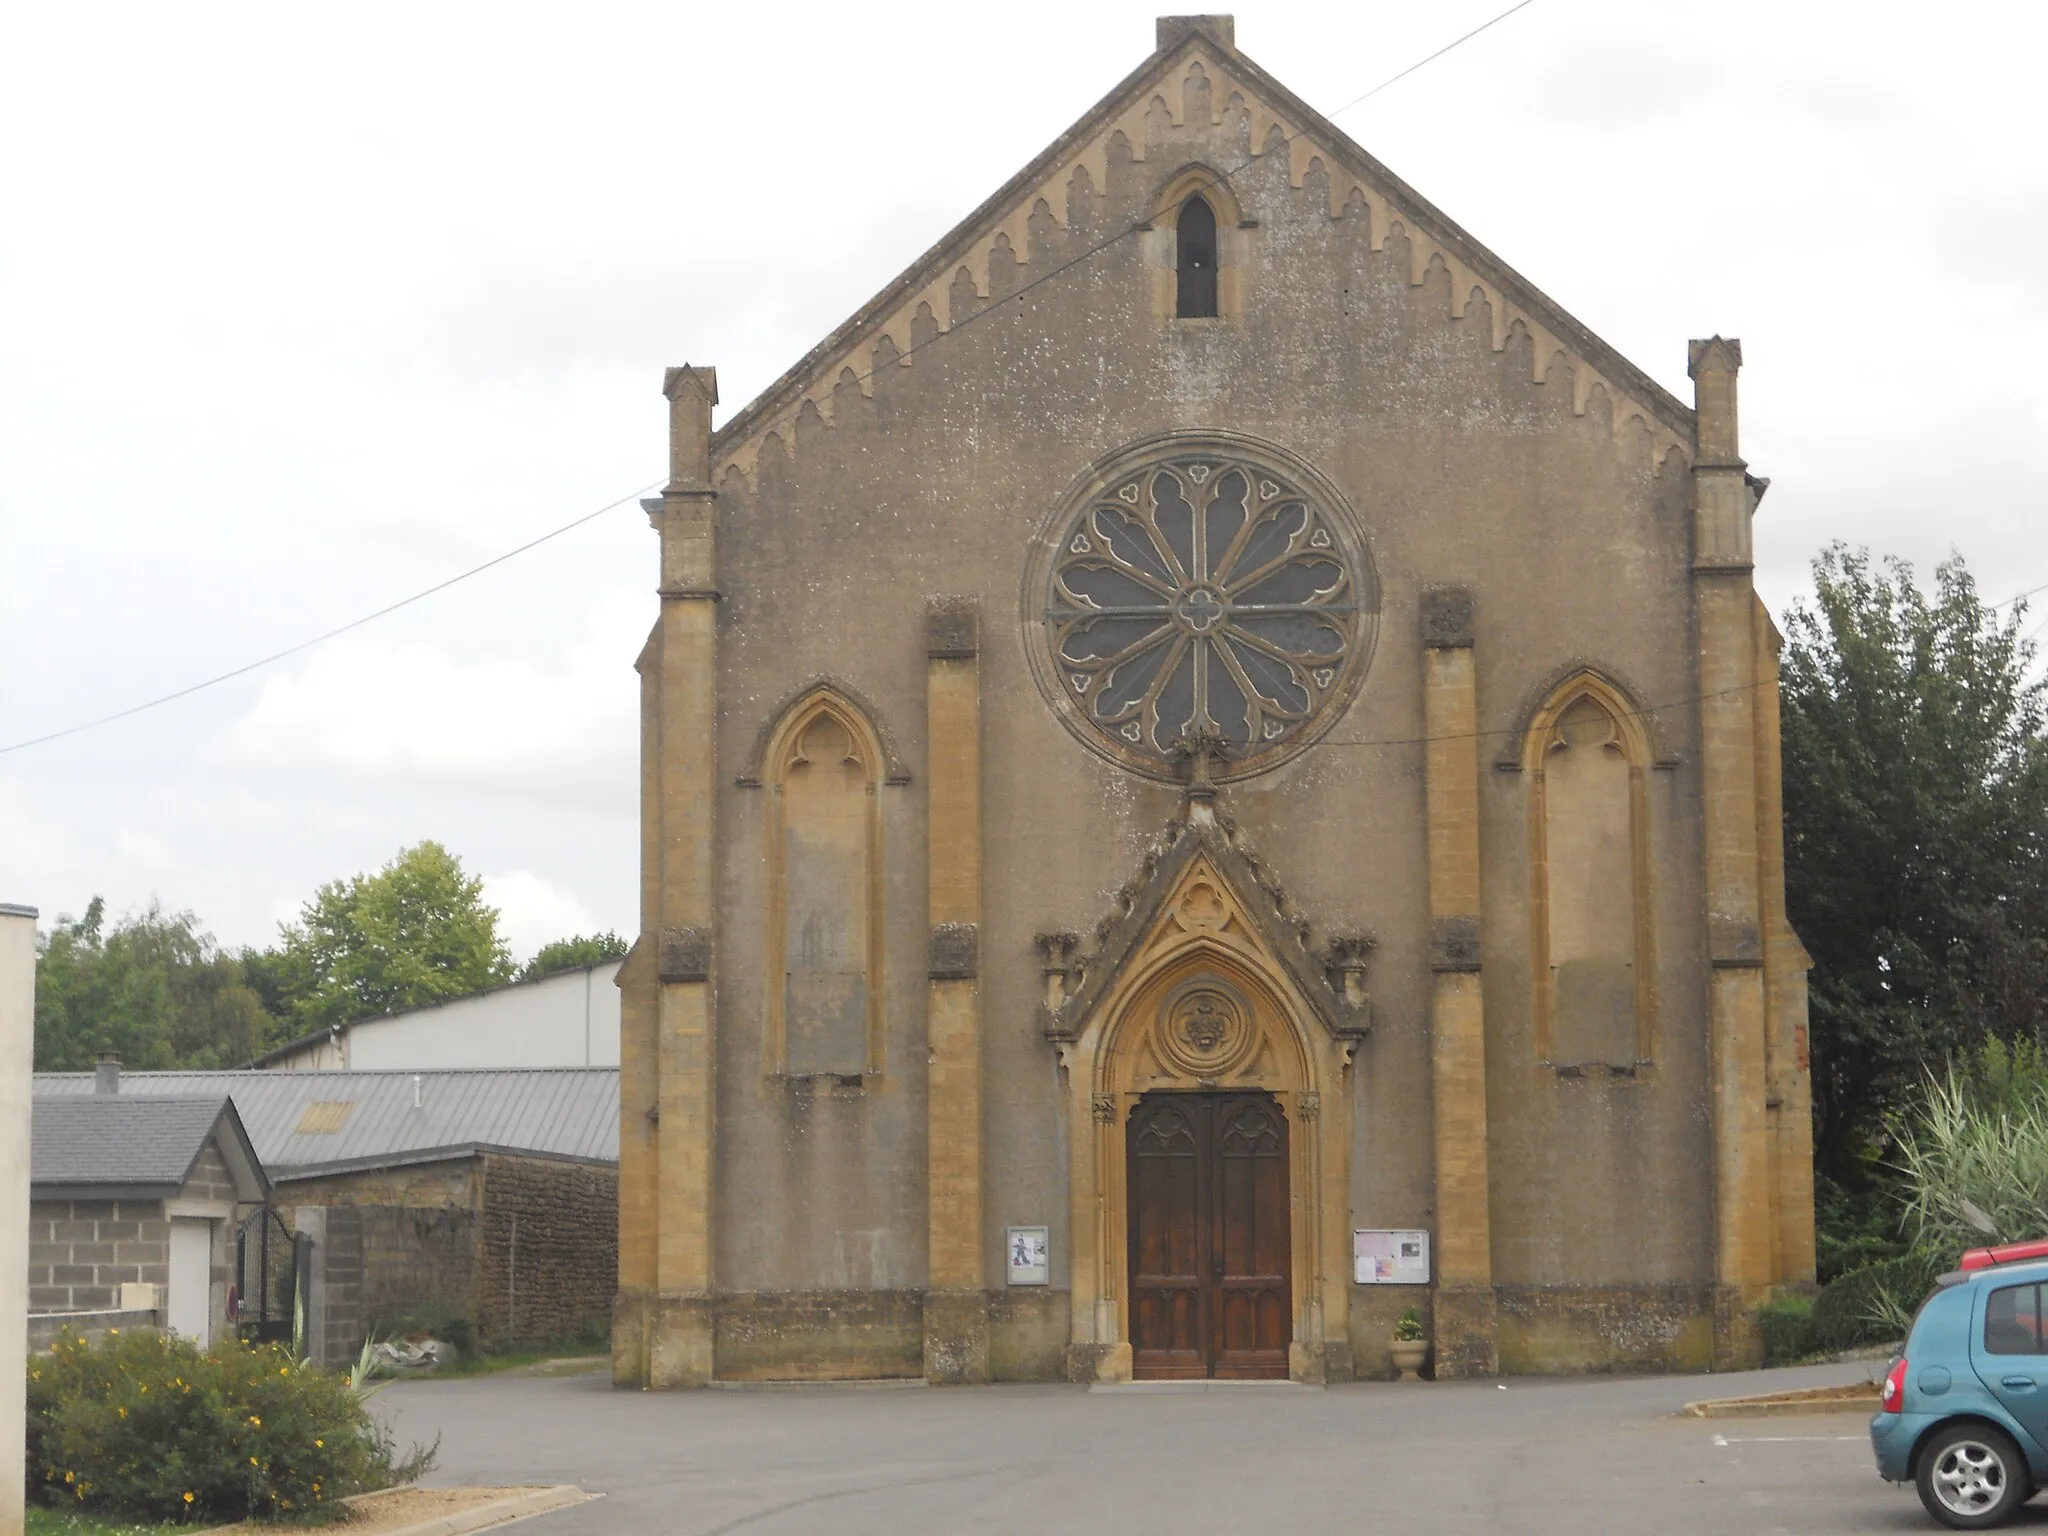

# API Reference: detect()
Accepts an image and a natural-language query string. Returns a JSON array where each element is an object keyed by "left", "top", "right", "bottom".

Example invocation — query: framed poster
[
  {"left": 1006, "top": 1226, "right": 1050, "bottom": 1286},
  {"left": 1353, "top": 1229, "right": 1430, "bottom": 1285}
]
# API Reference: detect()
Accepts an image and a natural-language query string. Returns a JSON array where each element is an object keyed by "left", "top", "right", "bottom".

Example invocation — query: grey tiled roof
[
  {"left": 32, "top": 1068, "right": 618, "bottom": 1178},
  {"left": 30, "top": 1096, "right": 233, "bottom": 1193}
]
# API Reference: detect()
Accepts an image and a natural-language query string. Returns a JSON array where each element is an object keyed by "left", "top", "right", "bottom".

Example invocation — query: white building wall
[
  {"left": 343, "top": 962, "right": 622, "bottom": 1069},
  {"left": 3, "top": 902, "right": 39, "bottom": 1536}
]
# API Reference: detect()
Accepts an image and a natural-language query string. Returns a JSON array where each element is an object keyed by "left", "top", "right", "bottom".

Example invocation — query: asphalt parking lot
[{"left": 376, "top": 1359, "right": 2023, "bottom": 1535}]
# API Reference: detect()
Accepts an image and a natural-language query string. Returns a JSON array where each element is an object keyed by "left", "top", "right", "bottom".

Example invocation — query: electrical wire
[
  {"left": 1, "top": 5, "right": 1545, "bottom": 760},
  {"left": 726, "top": 0, "right": 1546, "bottom": 452},
  {"left": 1318, "top": 674, "right": 1764, "bottom": 753},
  {"left": 0, "top": 481, "right": 662, "bottom": 756}
]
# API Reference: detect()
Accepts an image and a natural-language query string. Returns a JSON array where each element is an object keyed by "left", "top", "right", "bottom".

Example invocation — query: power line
[
  {"left": 718, "top": 0, "right": 1545, "bottom": 457},
  {"left": 1323, "top": 0, "right": 1541, "bottom": 115},
  {"left": 1991, "top": 579, "right": 2048, "bottom": 612},
  {"left": 0, "top": 481, "right": 661, "bottom": 756},
  {"left": 3, "top": 6, "right": 1538, "bottom": 760},
  {"left": 1319, "top": 675, "right": 1764, "bottom": 754}
]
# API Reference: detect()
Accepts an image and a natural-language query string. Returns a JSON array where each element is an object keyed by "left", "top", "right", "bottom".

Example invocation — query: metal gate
[{"left": 234, "top": 1207, "right": 302, "bottom": 1347}]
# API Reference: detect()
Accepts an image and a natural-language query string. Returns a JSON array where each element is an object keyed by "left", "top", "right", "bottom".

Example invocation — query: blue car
[{"left": 1872, "top": 1240, "right": 2048, "bottom": 1527}]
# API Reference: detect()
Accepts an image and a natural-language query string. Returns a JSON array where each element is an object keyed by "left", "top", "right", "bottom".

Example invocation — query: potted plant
[{"left": 1390, "top": 1307, "right": 1429, "bottom": 1381}]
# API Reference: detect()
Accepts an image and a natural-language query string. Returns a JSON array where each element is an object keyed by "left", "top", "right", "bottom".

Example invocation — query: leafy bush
[
  {"left": 26, "top": 1328, "right": 434, "bottom": 1526},
  {"left": 1757, "top": 1295, "right": 1816, "bottom": 1366},
  {"left": 1815, "top": 1171, "right": 1911, "bottom": 1282},
  {"left": 1808, "top": 1251, "right": 1946, "bottom": 1355}
]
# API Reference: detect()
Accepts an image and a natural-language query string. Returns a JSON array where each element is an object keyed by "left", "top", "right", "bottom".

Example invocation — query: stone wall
[
  {"left": 289, "top": 1154, "right": 616, "bottom": 1360},
  {"left": 280, "top": 1161, "right": 477, "bottom": 1211},
  {"left": 27, "top": 1198, "right": 169, "bottom": 1313},
  {"left": 474, "top": 1155, "right": 616, "bottom": 1348}
]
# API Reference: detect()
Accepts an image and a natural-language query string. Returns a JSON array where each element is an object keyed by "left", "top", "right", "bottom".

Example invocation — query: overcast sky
[{"left": 2, "top": 0, "right": 2043, "bottom": 959}]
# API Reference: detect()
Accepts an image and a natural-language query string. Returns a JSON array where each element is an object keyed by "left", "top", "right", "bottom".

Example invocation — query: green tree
[
  {"left": 33, "top": 898, "right": 273, "bottom": 1070},
  {"left": 266, "top": 841, "right": 513, "bottom": 1030},
  {"left": 519, "top": 930, "right": 628, "bottom": 982},
  {"left": 1781, "top": 546, "right": 2048, "bottom": 1204}
]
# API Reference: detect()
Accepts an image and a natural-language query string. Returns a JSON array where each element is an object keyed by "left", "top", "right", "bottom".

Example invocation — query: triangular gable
[
  {"left": 193, "top": 1099, "right": 270, "bottom": 1204},
  {"left": 1041, "top": 810, "right": 1371, "bottom": 1046},
  {"left": 712, "top": 23, "right": 1694, "bottom": 485}
]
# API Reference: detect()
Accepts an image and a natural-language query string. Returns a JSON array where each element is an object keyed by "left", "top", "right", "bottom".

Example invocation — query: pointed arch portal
[{"left": 1056, "top": 852, "right": 1355, "bottom": 1383}]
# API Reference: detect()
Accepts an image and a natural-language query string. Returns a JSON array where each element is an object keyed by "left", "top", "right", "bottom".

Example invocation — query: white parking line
[{"left": 1711, "top": 1434, "right": 1866, "bottom": 1445}]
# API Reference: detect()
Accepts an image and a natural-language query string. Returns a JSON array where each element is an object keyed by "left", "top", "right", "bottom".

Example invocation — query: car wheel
[{"left": 1917, "top": 1423, "right": 2030, "bottom": 1529}]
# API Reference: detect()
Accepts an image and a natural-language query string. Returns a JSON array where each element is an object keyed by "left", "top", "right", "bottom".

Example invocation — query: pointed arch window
[
  {"left": 1524, "top": 676, "right": 1656, "bottom": 1070},
  {"left": 1176, "top": 195, "right": 1219, "bottom": 318},
  {"left": 763, "top": 693, "right": 886, "bottom": 1079}
]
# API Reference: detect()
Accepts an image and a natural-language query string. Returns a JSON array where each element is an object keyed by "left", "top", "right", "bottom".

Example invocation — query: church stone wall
[
  {"left": 709, "top": 128, "right": 1703, "bottom": 1360},
  {"left": 623, "top": 19, "right": 1811, "bottom": 1382}
]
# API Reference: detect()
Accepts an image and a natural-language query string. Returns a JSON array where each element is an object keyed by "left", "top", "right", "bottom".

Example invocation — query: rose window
[{"left": 1031, "top": 443, "right": 1377, "bottom": 780}]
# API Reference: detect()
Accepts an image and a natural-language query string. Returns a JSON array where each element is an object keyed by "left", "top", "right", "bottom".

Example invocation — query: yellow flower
[
  {"left": 280, "top": 1366, "right": 289, "bottom": 1375},
  {"left": 248, "top": 1415, "right": 261, "bottom": 1426},
  {"left": 184, "top": 1492, "right": 195, "bottom": 1504},
  {"left": 64, "top": 1471, "right": 74, "bottom": 1484},
  {"left": 250, "top": 1457, "right": 259, "bottom": 1467},
  {"left": 314, "top": 1440, "right": 323, "bottom": 1448},
  {"left": 117, "top": 1407, "right": 127, "bottom": 1418}
]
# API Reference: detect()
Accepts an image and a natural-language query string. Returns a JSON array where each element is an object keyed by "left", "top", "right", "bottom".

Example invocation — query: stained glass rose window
[{"left": 1027, "top": 439, "right": 1378, "bottom": 781}]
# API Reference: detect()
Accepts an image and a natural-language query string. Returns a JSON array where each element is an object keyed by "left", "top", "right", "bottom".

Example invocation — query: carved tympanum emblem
[
  {"left": 1029, "top": 438, "right": 1379, "bottom": 782},
  {"left": 1153, "top": 977, "right": 1258, "bottom": 1079},
  {"left": 1184, "top": 998, "right": 1227, "bottom": 1051},
  {"left": 1175, "top": 879, "right": 1227, "bottom": 931}
]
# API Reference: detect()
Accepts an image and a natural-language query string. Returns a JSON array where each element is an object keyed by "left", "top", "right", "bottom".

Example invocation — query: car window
[{"left": 1985, "top": 1283, "right": 2045, "bottom": 1355}]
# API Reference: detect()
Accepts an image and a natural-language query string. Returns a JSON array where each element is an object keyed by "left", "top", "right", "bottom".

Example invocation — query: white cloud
[
  {"left": 482, "top": 869, "right": 603, "bottom": 962},
  {"left": 116, "top": 827, "right": 170, "bottom": 868},
  {"left": 220, "top": 594, "right": 645, "bottom": 814},
  {"left": 0, "top": 778, "right": 75, "bottom": 897}
]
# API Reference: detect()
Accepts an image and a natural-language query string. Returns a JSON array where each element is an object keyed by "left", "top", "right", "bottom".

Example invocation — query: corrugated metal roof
[
  {"left": 32, "top": 1068, "right": 618, "bottom": 1177},
  {"left": 30, "top": 1096, "right": 230, "bottom": 1192}
]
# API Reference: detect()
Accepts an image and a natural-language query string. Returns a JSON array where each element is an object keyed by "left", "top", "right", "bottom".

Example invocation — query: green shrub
[
  {"left": 1807, "top": 1251, "right": 1947, "bottom": 1355},
  {"left": 27, "top": 1328, "right": 434, "bottom": 1526},
  {"left": 1757, "top": 1295, "right": 1816, "bottom": 1366}
]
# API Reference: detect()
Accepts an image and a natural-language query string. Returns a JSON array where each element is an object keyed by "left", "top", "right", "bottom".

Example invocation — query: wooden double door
[{"left": 1127, "top": 1091, "right": 1292, "bottom": 1379}]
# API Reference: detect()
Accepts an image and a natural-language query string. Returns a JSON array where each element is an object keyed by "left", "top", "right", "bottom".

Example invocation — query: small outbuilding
[
  {"left": 32, "top": 1065, "right": 618, "bottom": 1365},
  {"left": 28, "top": 1059, "right": 268, "bottom": 1350}
]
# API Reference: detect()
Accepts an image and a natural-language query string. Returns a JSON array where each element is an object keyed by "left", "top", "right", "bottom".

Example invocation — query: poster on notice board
[{"left": 1353, "top": 1229, "right": 1430, "bottom": 1285}]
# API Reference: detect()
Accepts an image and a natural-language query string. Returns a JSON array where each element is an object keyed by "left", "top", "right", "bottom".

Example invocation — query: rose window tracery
[{"left": 1030, "top": 442, "right": 1377, "bottom": 780}]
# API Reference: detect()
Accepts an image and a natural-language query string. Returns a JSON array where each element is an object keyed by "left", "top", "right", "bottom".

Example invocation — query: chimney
[
  {"left": 93, "top": 1050, "right": 121, "bottom": 1095},
  {"left": 1157, "top": 15, "right": 1235, "bottom": 51}
]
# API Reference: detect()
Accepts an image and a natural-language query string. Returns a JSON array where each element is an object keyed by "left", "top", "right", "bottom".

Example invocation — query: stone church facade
[{"left": 613, "top": 15, "right": 1815, "bottom": 1386}]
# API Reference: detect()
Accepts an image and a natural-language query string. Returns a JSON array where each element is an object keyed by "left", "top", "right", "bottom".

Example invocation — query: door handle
[{"left": 2002, "top": 1375, "right": 2038, "bottom": 1392}]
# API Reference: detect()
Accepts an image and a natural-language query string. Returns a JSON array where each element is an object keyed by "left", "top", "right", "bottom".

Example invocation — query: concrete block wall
[
  {"left": 359, "top": 1205, "right": 476, "bottom": 1335},
  {"left": 27, "top": 1199, "right": 169, "bottom": 1313}
]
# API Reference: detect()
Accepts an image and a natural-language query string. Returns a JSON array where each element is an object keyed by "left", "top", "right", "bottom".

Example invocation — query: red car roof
[{"left": 1960, "top": 1238, "right": 2048, "bottom": 1272}]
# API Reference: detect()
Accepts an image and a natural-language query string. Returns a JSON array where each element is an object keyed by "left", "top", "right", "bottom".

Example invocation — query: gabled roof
[
  {"left": 31, "top": 1067, "right": 619, "bottom": 1179},
  {"left": 31, "top": 1095, "right": 268, "bottom": 1202},
  {"left": 711, "top": 17, "right": 1693, "bottom": 483},
  {"left": 1042, "top": 803, "right": 1371, "bottom": 1045}
]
